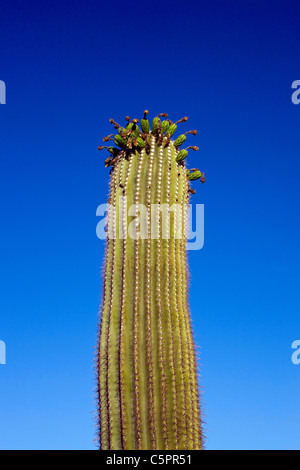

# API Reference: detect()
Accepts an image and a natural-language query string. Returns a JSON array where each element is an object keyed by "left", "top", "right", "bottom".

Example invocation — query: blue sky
[{"left": 0, "top": 0, "right": 299, "bottom": 450}]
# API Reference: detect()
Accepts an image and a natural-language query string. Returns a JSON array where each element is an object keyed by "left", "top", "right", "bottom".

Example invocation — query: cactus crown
[{"left": 98, "top": 111, "right": 205, "bottom": 186}]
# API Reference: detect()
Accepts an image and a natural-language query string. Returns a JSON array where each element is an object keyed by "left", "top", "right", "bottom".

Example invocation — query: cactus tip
[
  {"left": 109, "top": 118, "right": 121, "bottom": 129},
  {"left": 103, "top": 134, "right": 114, "bottom": 142},
  {"left": 185, "top": 130, "right": 198, "bottom": 136},
  {"left": 175, "top": 116, "right": 188, "bottom": 124}
]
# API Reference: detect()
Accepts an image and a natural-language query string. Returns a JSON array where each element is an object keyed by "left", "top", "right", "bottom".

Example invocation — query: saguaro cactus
[{"left": 96, "top": 111, "right": 205, "bottom": 450}]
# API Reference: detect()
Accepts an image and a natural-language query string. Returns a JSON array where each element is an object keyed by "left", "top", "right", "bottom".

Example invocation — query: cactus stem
[{"left": 97, "top": 112, "right": 204, "bottom": 450}]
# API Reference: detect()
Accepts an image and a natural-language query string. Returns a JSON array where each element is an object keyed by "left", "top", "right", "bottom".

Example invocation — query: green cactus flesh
[{"left": 96, "top": 112, "right": 205, "bottom": 450}]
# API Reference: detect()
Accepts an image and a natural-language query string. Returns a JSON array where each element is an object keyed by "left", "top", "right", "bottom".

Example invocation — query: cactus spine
[{"left": 96, "top": 112, "right": 205, "bottom": 450}]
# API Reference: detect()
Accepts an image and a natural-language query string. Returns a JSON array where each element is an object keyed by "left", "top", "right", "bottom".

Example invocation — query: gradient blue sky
[{"left": 0, "top": 0, "right": 299, "bottom": 450}]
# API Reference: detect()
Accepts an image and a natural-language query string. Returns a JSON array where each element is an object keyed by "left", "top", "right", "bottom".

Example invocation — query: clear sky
[{"left": 0, "top": 0, "right": 299, "bottom": 450}]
